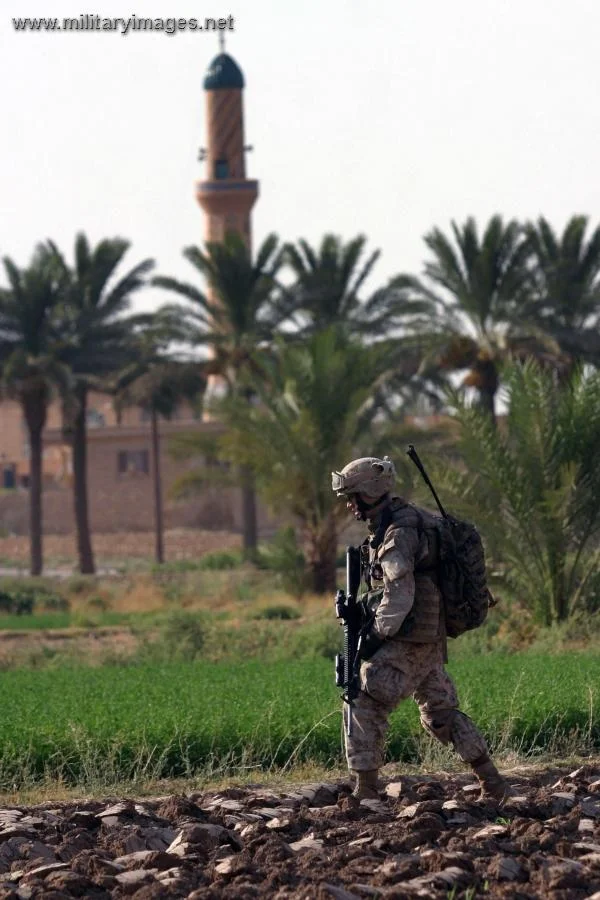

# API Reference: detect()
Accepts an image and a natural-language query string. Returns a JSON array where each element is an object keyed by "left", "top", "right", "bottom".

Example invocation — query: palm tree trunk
[
  {"left": 150, "top": 408, "right": 164, "bottom": 565},
  {"left": 476, "top": 358, "right": 499, "bottom": 425},
  {"left": 548, "top": 536, "right": 568, "bottom": 623},
  {"left": 22, "top": 392, "right": 48, "bottom": 577},
  {"left": 238, "top": 385, "right": 258, "bottom": 560},
  {"left": 240, "top": 465, "right": 258, "bottom": 560},
  {"left": 28, "top": 423, "right": 44, "bottom": 577},
  {"left": 71, "top": 389, "right": 95, "bottom": 574},
  {"left": 479, "top": 388, "right": 496, "bottom": 423},
  {"left": 305, "top": 520, "right": 338, "bottom": 594}
]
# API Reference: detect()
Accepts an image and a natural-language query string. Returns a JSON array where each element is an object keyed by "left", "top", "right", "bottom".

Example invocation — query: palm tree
[
  {"left": 283, "top": 234, "right": 410, "bottom": 338},
  {"left": 427, "top": 360, "right": 600, "bottom": 625},
  {"left": 524, "top": 216, "right": 600, "bottom": 367},
  {"left": 114, "top": 360, "right": 206, "bottom": 564},
  {"left": 50, "top": 234, "right": 154, "bottom": 574},
  {"left": 153, "top": 231, "right": 287, "bottom": 558},
  {"left": 0, "top": 246, "right": 66, "bottom": 575},
  {"left": 217, "top": 328, "right": 394, "bottom": 592},
  {"left": 398, "top": 216, "right": 534, "bottom": 421}
]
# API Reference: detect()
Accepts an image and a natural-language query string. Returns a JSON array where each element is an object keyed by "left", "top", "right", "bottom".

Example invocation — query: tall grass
[{"left": 0, "top": 653, "right": 599, "bottom": 791}]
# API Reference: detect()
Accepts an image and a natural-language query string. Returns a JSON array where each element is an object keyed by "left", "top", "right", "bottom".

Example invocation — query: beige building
[
  {"left": 0, "top": 392, "right": 259, "bottom": 535},
  {"left": 0, "top": 391, "right": 155, "bottom": 490}
]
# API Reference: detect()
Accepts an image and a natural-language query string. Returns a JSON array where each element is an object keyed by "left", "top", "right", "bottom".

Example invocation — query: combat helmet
[{"left": 331, "top": 456, "right": 396, "bottom": 501}]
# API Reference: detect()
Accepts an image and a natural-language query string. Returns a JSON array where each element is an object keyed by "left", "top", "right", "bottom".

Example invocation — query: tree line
[{"left": 1, "top": 215, "right": 600, "bottom": 620}]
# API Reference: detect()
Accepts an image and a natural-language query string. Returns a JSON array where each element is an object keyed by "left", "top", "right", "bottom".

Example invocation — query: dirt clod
[{"left": 4, "top": 766, "right": 600, "bottom": 897}]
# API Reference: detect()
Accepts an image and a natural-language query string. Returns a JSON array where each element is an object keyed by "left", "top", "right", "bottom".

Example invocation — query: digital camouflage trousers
[{"left": 344, "top": 639, "right": 488, "bottom": 771}]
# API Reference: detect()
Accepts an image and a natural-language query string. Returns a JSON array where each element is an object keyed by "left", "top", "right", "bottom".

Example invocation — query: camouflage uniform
[{"left": 345, "top": 499, "right": 489, "bottom": 772}]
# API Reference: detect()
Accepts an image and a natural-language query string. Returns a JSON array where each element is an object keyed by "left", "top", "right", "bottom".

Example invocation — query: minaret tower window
[{"left": 214, "top": 159, "right": 229, "bottom": 179}]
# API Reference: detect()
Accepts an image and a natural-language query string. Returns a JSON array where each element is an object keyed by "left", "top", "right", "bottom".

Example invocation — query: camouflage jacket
[{"left": 367, "top": 497, "right": 446, "bottom": 651}]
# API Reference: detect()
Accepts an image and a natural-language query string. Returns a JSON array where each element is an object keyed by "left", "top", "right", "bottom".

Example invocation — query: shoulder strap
[
  {"left": 369, "top": 503, "right": 394, "bottom": 552},
  {"left": 375, "top": 503, "right": 426, "bottom": 561}
]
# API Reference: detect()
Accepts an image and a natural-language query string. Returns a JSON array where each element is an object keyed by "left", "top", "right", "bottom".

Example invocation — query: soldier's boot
[
  {"left": 471, "top": 755, "right": 512, "bottom": 803},
  {"left": 351, "top": 769, "right": 380, "bottom": 801}
]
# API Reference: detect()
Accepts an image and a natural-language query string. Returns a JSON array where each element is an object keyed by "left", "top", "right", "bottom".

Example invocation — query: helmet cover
[{"left": 331, "top": 456, "right": 396, "bottom": 500}]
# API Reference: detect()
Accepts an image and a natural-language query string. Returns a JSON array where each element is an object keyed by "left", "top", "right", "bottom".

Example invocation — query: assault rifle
[{"left": 335, "top": 545, "right": 365, "bottom": 737}]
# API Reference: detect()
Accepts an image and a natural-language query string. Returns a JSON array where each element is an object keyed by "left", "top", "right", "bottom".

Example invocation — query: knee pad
[{"left": 421, "top": 708, "right": 469, "bottom": 746}]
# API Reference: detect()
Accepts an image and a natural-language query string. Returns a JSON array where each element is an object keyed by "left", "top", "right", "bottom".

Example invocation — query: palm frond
[{"left": 430, "top": 359, "right": 600, "bottom": 623}]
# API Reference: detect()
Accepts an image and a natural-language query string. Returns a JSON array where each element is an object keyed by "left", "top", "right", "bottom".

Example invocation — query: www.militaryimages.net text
[{"left": 12, "top": 15, "right": 235, "bottom": 35}]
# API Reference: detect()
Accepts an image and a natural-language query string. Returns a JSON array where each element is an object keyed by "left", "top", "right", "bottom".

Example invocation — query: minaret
[
  {"left": 196, "top": 39, "right": 258, "bottom": 249},
  {"left": 196, "top": 41, "right": 258, "bottom": 419}
]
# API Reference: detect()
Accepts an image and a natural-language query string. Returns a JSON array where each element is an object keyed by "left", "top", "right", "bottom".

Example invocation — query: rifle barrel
[{"left": 346, "top": 704, "right": 353, "bottom": 737}]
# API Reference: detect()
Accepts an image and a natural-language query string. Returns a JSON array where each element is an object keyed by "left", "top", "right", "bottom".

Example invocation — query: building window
[
  {"left": 2, "top": 464, "right": 16, "bottom": 490},
  {"left": 204, "top": 454, "right": 231, "bottom": 472},
  {"left": 117, "top": 449, "right": 149, "bottom": 476},
  {"left": 86, "top": 408, "right": 106, "bottom": 428},
  {"left": 214, "top": 158, "right": 229, "bottom": 179}
]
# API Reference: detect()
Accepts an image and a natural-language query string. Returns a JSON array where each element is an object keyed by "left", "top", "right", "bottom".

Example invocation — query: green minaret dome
[{"left": 203, "top": 53, "right": 245, "bottom": 90}]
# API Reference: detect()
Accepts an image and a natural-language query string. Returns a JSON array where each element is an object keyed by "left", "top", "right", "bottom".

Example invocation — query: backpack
[
  {"left": 406, "top": 444, "right": 495, "bottom": 639},
  {"left": 431, "top": 514, "right": 495, "bottom": 638}
]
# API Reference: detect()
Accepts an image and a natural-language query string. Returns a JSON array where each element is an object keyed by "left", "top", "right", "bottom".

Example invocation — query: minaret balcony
[
  {"left": 196, "top": 179, "right": 259, "bottom": 215},
  {"left": 197, "top": 179, "right": 258, "bottom": 194}
]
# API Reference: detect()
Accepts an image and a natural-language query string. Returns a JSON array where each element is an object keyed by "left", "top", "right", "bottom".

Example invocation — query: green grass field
[
  {"left": 0, "top": 652, "right": 598, "bottom": 789},
  {"left": 0, "top": 611, "right": 143, "bottom": 630}
]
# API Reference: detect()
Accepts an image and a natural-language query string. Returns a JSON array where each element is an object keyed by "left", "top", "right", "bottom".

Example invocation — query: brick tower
[
  {"left": 196, "top": 43, "right": 258, "bottom": 416},
  {"left": 196, "top": 44, "right": 258, "bottom": 249}
]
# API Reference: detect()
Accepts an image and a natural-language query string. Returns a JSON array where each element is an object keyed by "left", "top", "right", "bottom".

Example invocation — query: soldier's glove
[
  {"left": 359, "top": 630, "right": 385, "bottom": 661},
  {"left": 358, "top": 598, "right": 375, "bottom": 631},
  {"left": 359, "top": 589, "right": 383, "bottom": 628},
  {"left": 357, "top": 589, "right": 385, "bottom": 660}
]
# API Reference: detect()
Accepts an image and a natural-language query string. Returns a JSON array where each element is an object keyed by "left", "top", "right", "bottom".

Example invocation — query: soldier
[{"left": 331, "top": 455, "right": 511, "bottom": 802}]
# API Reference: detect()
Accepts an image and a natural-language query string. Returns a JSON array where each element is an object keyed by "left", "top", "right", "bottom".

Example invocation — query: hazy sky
[{"left": 2, "top": 0, "right": 599, "bottom": 313}]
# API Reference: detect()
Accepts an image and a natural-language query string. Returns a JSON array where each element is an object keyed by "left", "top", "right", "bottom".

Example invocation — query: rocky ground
[{"left": 3, "top": 766, "right": 600, "bottom": 898}]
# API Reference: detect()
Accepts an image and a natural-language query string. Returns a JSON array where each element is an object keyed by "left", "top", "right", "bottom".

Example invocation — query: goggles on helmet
[{"left": 331, "top": 471, "right": 347, "bottom": 494}]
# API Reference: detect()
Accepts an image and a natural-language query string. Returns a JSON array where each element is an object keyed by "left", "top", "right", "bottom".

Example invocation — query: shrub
[
  {"left": 72, "top": 612, "right": 100, "bottom": 629},
  {"left": 87, "top": 594, "right": 109, "bottom": 612},
  {"left": 42, "top": 594, "right": 70, "bottom": 612},
  {"left": 527, "top": 611, "right": 600, "bottom": 654},
  {"left": 151, "top": 560, "right": 203, "bottom": 576},
  {"left": 198, "top": 551, "right": 243, "bottom": 571},
  {"left": 310, "top": 620, "right": 344, "bottom": 659},
  {"left": 580, "top": 569, "right": 600, "bottom": 614},
  {"left": 253, "top": 605, "right": 301, "bottom": 621},
  {"left": 233, "top": 579, "right": 259, "bottom": 603},
  {"left": 140, "top": 611, "right": 207, "bottom": 663},
  {"left": 257, "top": 527, "right": 309, "bottom": 598},
  {"left": 0, "top": 591, "right": 34, "bottom": 616},
  {"left": 0, "top": 582, "right": 68, "bottom": 616},
  {"left": 162, "top": 581, "right": 185, "bottom": 606},
  {"left": 273, "top": 618, "right": 342, "bottom": 660},
  {"left": 65, "top": 575, "right": 95, "bottom": 596}
]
